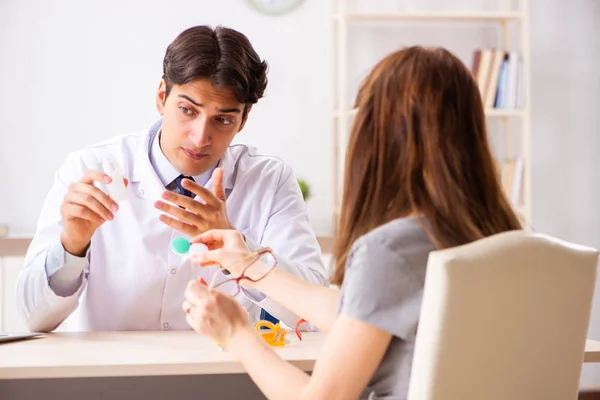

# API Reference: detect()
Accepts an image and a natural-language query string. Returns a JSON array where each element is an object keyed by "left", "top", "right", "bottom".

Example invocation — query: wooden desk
[
  {"left": 0, "top": 331, "right": 326, "bottom": 380},
  {"left": 2, "top": 333, "right": 599, "bottom": 400},
  {"left": 2, "top": 332, "right": 599, "bottom": 380}
]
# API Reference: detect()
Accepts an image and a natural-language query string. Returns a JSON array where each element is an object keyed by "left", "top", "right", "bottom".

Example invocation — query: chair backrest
[{"left": 408, "top": 230, "right": 599, "bottom": 400}]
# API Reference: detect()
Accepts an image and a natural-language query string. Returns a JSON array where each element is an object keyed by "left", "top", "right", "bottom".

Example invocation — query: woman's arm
[
  {"left": 191, "top": 229, "right": 340, "bottom": 332},
  {"left": 250, "top": 268, "right": 340, "bottom": 332},
  {"left": 228, "top": 313, "right": 392, "bottom": 400}
]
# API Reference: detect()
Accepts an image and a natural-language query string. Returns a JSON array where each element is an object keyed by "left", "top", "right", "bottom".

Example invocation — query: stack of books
[{"left": 471, "top": 48, "right": 524, "bottom": 109}]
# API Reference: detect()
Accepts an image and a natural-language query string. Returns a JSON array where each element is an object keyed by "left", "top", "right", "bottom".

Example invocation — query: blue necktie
[
  {"left": 260, "top": 309, "right": 280, "bottom": 326},
  {"left": 174, "top": 175, "right": 195, "bottom": 198}
]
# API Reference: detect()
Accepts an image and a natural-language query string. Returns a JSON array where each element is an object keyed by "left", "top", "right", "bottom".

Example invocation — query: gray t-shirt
[{"left": 339, "top": 216, "right": 435, "bottom": 400}]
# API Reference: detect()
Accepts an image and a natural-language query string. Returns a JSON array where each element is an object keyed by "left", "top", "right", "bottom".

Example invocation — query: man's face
[{"left": 156, "top": 79, "right": 249, "bottom": 177}]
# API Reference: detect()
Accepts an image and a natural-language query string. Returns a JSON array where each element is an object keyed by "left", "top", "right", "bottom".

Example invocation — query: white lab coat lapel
[{"left": 130, "top": 131, "right": 165, "bottom": 205}]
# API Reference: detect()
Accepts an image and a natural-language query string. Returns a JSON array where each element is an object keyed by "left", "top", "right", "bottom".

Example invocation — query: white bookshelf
[
  {"left": 329, "top": 0, "right": 531, "bottom": 232},
  {"left": 333, "top": 108, "right": 525, "bottom": 119},
  {"left": 335, "top": 11, "right": 523, "bottom": 22}
]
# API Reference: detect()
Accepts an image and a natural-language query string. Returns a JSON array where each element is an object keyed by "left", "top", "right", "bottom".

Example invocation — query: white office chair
[{"left": 408, "top": 230, "right": 599, "bottom": 400}]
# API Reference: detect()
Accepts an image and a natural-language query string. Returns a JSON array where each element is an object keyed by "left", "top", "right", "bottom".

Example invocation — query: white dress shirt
[{"left": 16, "top": 120, "right": 327, "bottom": 332}]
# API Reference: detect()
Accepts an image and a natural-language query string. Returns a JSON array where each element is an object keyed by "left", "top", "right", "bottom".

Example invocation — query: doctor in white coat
[{"left": 16, "top": 25, "right": 327, "bottom": 332}]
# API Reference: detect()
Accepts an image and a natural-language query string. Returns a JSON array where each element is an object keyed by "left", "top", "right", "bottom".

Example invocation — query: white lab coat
[{"left": 16, "top": 128, "right": 327, "bottom": 332}]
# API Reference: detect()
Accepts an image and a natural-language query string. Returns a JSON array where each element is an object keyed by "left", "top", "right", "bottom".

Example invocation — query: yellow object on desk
[{"left": 255, "top": 321, "right": 287, "bottom": 346}]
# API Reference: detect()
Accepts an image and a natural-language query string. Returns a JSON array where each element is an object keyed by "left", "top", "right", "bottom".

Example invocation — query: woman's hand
[
  {"left": 183, "top": 279, "right": 252, "bottom": 348},
  {"left": 190, "top": 229, "right": 269, "bottom": 282}
]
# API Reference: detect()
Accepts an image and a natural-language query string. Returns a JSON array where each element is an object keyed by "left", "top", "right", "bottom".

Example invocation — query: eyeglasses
[
  {"left": 190, "top": 248, "right": 312, "bottom": 347},
  {"left": 192, "top": 248, "right": 278, "bottom": 297}
]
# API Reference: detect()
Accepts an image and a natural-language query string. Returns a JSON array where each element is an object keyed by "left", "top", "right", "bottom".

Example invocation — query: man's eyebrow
[
  {"left": 177, "top": 94, "right": 242, "bottom": 114},
  {"left": 177, "top": 94, "right": 201, "bottom": 107},
  {"left": 217, "top": 107, "right": 242, "bottom": 114}
]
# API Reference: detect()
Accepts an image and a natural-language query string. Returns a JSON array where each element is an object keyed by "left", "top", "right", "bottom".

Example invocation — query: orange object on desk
[{"left": 255, "top": 321, "right": 287, "bottom": 346}]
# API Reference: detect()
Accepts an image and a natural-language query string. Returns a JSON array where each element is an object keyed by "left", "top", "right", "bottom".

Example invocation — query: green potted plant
[{"left": 297, "top": 179, "right": 311, "bottom": 202}]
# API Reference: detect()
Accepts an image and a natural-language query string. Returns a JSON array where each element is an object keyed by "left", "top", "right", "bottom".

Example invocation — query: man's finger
[
  {"left": 71, "top": 180, "right": 119, "bottom": 213},
  {"left": 154, "top": 199, "right": 205, "bottom": 226},
  {"left": 211, "top": 168, "right": 226, "bottom": 201},
  {"left": 62, "top": 203, "right": 105, "bottom": 225},
  {"left": 81, "top": 170, "right": 112, "bottom": 185},
  {"left": 181, "top": 179, "right": 221, "bottom": 208},
  {"left": 68, "top": 192, "right": 114, "bottom": 221},
  {"left": 158, "top": 214, "right": 199, "bottom": 236},
  {"left": 159, "top": 190, "right": 211, "bottom": 214}
]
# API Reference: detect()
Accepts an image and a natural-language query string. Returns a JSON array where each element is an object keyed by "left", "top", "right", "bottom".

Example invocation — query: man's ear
[
  {"left": 156, "top": 79, "right": 167, "bottom": 115},
  {"left": 238, "top": 105, "right": 253, "bottom": 132}
]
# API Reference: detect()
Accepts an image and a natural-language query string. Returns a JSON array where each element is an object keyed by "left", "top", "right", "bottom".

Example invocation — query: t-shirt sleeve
[{"left": 339, "top": 238, "right": 423, "bottom": 340}]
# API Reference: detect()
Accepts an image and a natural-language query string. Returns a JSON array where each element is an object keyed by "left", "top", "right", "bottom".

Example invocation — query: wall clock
[{"left": 247, "top": 0, "right": 305, "bottom": 16}]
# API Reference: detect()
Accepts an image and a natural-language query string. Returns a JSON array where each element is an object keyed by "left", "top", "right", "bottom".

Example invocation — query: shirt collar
[{"left": 149, "top": 128, "right": 217, "bottom": 187}]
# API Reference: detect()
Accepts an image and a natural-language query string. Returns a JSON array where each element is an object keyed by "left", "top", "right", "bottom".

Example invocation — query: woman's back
[
  {"left": 339, "top": 216, "right": 435, "bottom": 399},
  {"left": 333, "top": 46, "right": 522, "bottom": 399}
]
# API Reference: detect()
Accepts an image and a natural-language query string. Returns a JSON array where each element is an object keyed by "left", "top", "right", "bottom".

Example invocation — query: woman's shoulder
[
  {"left": 340, "top": 216, "right": 434, "bottom": 340},
  {"left": 353, "top": 216, "right": 434, "bottom": 257}
]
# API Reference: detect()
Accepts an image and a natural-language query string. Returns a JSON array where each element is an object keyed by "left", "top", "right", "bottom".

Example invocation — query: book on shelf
[
  {"left": 497, "top": 157, "right": 524, "bottom": 207},
  {"left": 471, "top": 48, "right": 523, "bottom": 110}
]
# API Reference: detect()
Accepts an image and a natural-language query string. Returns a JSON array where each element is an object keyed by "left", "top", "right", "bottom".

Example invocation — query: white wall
[
  {"left": 529, "top": 0, "right": 600, "bottom": 387},
  {"left": 1, "top": 0, "right": 599, "bottom": 387}
]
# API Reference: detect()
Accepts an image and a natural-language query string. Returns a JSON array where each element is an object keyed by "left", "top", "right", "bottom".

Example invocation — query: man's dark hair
[{"left": 162, "top": 25, "right": 268, "bottom": 119}]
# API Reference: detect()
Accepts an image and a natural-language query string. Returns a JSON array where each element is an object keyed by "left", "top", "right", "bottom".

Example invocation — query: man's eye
[
  {"left": 217, "top": 117, "right": 233, "bottom": 125},
  {"left": 179, "top": 106, "right": 194, "bottom": 116}
]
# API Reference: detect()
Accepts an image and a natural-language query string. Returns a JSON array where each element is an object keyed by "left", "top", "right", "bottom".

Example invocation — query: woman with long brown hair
[{"left": 182, "top": 46, "right": 522, "bottom": 399}]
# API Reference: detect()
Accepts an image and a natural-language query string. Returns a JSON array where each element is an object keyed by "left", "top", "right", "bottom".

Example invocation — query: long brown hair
[{"left": 332, "top": 46, "right": 522, "bottom": 286}]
